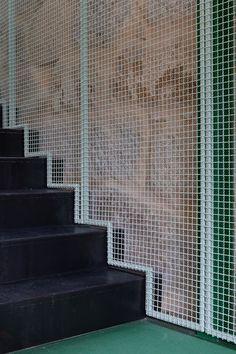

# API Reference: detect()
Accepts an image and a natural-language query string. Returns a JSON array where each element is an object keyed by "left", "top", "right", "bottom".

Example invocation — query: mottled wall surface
[
  {"left": 0, "top": 0, "right": 199, "bottom": 321},
  {"left": 0, "top": 0, "right": 9, "bottom": 100},
  {"left": 89, "top": 1, "right": 198, "bottom": 319}
]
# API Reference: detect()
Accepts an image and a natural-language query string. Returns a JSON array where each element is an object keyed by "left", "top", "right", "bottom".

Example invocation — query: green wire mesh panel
[{"left": 204, "top": 0, "right": 235, "bottom": 342}]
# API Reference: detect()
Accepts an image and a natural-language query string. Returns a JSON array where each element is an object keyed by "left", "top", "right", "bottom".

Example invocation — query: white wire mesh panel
[
  {"left": 1, "top": 0, "right": 236, "bottom": 342},
  {"left": 0, "top": 0, "right": 9, "bottom": 123},
  {"left": 88, "top": 0, "right": 200, "bottom": 329},
  {"left": 12, "top": 1, "right": 81, "bottom": 186}
]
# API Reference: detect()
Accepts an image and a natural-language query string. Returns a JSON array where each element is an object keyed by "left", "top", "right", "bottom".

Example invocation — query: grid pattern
[
  {"left": 14, "top": 1, "right": 81, "bottom": 186},
  {"left": 88, "top": 0, "right": 199, "bottom": 329},
  {"left": 0, "top": 0, "right": 9, "bottom": 125},
  {"left": 204, "top": 0, "right": 235, "bottom": 342},
  {"left": 0, "top": 0, "right": 236, "bottom": 343}
]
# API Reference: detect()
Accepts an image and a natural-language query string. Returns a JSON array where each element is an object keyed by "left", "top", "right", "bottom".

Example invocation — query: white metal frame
[
  {"left": 3, "top": 0, "right": 236, "bottom": 341},
  {"left": 203, "top": 0, "right": 214, "bottom": 337}
]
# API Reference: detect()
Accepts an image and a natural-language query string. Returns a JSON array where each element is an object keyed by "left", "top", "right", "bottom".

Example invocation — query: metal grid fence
[
  {"left": 88, "top": 0, "right": 199, "bottom": 329},
  {"left": 0, "top": 0, "right": 235, "bottom": 343}
]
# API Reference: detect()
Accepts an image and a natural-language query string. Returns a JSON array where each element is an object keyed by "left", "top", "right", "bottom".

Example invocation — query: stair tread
[
  {"left": 0, "top": 129, "right": 23, "bottom": 134},
  {"left": 0, "top": 157, "right": 43, "bottom": 161},
  {"left": 0, "top": 110, "right": 144, "bottom": 354},
  {"left": 0, "top": 189, "right": 73, "bottom": 197},
  {"left": 0, "top": 269, "right": 142, "bottom": 305},
  {"left": 0, "top": 224, "right": 106, "bottom": 243}
]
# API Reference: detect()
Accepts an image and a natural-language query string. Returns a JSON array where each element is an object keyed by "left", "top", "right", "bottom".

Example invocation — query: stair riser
[
  {"left": 0, "top": 130, "right": 24, "bottom": 157},
  {"left": 0, "top": 193, "right": 74, "bottom": 228},
  {"left": 0, "top": 233, "right": 107, "bottom": 283},
  {"left": 0, "top": 279, "right": 145, "bottom": 353},
  {"left": 0, "top": 106, "right": 2, "bottom": 129},
  {"left": 0, "top": 113, "right": 145, "bottom": 354},
  {"left": 0, "top": 159, "right": 47, "bottom": 190}
]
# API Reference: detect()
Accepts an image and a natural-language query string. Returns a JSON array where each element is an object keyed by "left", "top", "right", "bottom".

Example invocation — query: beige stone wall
[
  {"left": 0, "top": 0, "right": 198, "bottom": 321},
  {"left": 0, "top": 0, "right": 9, "bottom": 100},
  {"left": 89, "top": 2, "right": 198, "bottom": 319}
]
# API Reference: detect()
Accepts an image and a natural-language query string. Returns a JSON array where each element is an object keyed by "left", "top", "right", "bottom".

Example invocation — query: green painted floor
[{"left": 15, "top": 320, "right": 236, "bottom": 354}]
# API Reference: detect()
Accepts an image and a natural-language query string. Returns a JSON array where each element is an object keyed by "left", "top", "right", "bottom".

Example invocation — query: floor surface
[{"left": 15, "top": 320, "right": 236, "bottom": 354}]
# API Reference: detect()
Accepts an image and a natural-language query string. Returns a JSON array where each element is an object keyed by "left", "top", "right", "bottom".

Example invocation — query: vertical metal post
[
  {"left": 204, "top": 0, "right": 214, "bottom": 335},
  {"left": 8, "top": 0, "right": 17, "bottom": 127},
  {"left": 198, "top": 0, "right": 215, "bottom": 334},
  {"left": 80, "top": 0, "right": 89, "bottom": 222},
  {"left": 198, "top": 0, "right": 208, "bottom": 332}
]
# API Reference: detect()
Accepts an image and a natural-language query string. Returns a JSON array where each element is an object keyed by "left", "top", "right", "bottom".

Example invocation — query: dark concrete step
[
  {"left": 0, "top": 268, "right": 145, "bottom": 353},
  {"left": 0, "top": 189, "right": 74, "bottom": 228},
  {"left": 0, "top": 106, "right": 2, "bottom": 129},
  {"left": 0, "top": 129, "right": 24, "bottom": 157},
  {"left": 0, "top": 157, "right": 47, "bottom": 190},
  {"left": 0, "top": 224, "right": 107, "bottom": 284}
]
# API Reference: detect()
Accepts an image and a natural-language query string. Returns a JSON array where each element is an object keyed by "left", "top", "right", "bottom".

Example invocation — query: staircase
[{"left": 0, "top": 110, "right": 145, "bottom": 353}]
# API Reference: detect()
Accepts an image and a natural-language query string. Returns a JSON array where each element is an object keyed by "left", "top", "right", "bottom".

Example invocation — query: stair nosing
[
  {"left": 0, "top": 157, "right": 45, "bottom": 161},
  {"left": 0, "top": 189, "right": 74, "bottom": 197},
  {"left": 0, "top": 129, "right": 23, "bottom": 133},
  {"left": 0, "top": 269, "right": 143, "bottom": 306},
  {"left": 0, "top": 225, "right": 106, "bottom": 244}
]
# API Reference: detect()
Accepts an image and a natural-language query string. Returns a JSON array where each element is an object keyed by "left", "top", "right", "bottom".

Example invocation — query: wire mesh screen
[
  {"left": 203, "top": 0, "right": 236, "bottom": 342},
  {"left": 8, "top": 1, "right": 81, "bottom": 186},
  {"left": 88, "top": 0, "right": 200, "bottom": 328},
  {"left": 0, "top": 0, "right": 9, "bottom": 124},
  {"left": 1, "top": 0, "right": 236, "bottom": 342}
]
